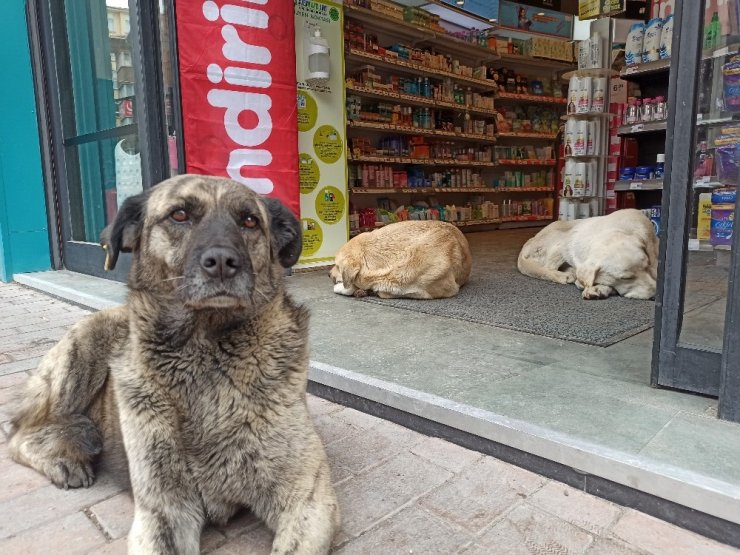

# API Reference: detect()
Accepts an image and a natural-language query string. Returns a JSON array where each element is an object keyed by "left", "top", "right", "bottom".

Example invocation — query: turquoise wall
[{"left": 0, "top": 0, "right": 51, "bottom": 281}]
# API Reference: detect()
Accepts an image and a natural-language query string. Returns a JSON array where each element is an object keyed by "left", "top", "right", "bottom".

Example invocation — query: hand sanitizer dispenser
[{"left": 306, "top": 27, "right": 330, "bottom": 83}]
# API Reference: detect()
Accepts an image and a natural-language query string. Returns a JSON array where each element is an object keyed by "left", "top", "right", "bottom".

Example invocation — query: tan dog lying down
[
  {"left": 517, "top": 208, "right": 658, "bottom": 300},
  {"left": 330, "top": 220, "right": 472, "bottom": 299}
]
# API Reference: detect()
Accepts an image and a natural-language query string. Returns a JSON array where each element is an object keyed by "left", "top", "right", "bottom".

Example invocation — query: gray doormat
[{"left": 359, "top": 270, "right": 716, "bottom": 347}]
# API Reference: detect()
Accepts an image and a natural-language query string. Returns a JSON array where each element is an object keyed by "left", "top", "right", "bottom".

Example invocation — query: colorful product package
[
  {"left": 643, "top": 18, "right": 664, "bottom": 63},
  {"left": 625, "top": 22, "right": 645, "bottom": 66},
  {"left": 660, "top": 15, "right": 674, "bottom": 59}
]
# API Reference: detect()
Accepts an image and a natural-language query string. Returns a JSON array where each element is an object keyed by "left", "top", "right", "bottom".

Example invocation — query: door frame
[
  {"left": 652, "top": 0, "right": 740, "bottom": 422},
  {"left": 29, "top": 0, "right": 177, "bottom": 282}
]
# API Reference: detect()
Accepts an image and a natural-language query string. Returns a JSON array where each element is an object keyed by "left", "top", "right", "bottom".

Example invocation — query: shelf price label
[
  {"left": 630, "top": 182, "right": 642, "bottom": 190},
  {"left": 631, "top": 124, "right": 644, "bottom": 133}
]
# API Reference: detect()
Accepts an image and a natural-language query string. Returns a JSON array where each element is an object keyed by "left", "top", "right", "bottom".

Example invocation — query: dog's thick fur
[
  {"left": 517, "top": 208, "right": 658, "bottom": 300},
  {"left": 9, "top": 175, "right": 339, "bottom": 554},
  {"left": 329, "top": 220, "right": 472, "bottom": 299}
]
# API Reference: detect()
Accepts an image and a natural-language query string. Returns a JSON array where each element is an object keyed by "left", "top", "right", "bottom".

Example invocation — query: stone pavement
[{"left": 0, "top": 282, "right": 737, "bottom": 555}]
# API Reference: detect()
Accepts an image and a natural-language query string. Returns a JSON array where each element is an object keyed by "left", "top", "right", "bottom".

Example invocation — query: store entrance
[{"left": 32, "top": 0, "right": 182, "bottom": 281}]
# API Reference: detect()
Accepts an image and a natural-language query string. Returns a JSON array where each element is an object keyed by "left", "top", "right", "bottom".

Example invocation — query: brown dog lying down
[
  {"left": 517, "top": 208, "right": 658, "bottom": 300},
  {"left": 330, "top": 220, "right": 472, "bottom": 299}
]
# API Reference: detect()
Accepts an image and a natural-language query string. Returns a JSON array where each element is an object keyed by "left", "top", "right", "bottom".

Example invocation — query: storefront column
[{"left": 0, "top": 0, "right": 50, "bottom": 281}]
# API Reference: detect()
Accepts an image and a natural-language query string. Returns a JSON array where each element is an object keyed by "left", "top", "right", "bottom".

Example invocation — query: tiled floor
[{"left": 0, "top": 281, "right": 738, "bottom": 553}]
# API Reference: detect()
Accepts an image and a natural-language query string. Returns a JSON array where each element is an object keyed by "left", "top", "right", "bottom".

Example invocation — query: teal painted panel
[{"left": 0, "top": 0, "right": 51, "bottom": 281}]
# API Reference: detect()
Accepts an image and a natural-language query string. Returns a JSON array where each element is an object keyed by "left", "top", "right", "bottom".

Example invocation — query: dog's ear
[
  {"left": 262, "top": 198, "right": 302, "bottom": 268},
  {"left": 99, "top": 190, "right": 149, "bottom": 271}
]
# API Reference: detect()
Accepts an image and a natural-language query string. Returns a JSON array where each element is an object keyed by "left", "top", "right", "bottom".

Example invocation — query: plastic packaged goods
[
  {"left": 567, "top": 76, "right": 579, "bottom": 115},
  {"left": 643, "top": 18, "right": 664, "bottom": 63},
  {"left": 579, "top": 39, "right": 591, "bottom": 69},
  {"left": 592, "top": 78, "right": 606, "bottom": 112},
  {"left": 564, "top": 119, "right": 576, "bottom": 156},
  {"left": 574, "top": 120, "right": 588, "bottom": 156},
  {"left": 573, "top": 163, "right": 587, "bottom": 197},
  {"left": 587, "top": 120, "right": 596, "bottom": 155},
  {"left": 590, "top": 32, "right": 602, "bottom": 69},
  {"left": 563, "top": 159, "right": 576, "bottom": 197},
  {"left": 577, "top": 77, "right": 592, "bottom": 114},
  {"left": 625, "top": 22, "right": 645, "bottom": 66},
  {"left": 655, "top": 154, "right": 665, "bottom": 178},
  {"left": 660, "top": 15, "right": 674, "bottom": 59}
]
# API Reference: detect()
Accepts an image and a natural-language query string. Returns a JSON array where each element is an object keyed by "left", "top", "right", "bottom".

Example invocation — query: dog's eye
[
  {"left": 242, "top": 216, "right": 258, "bottom": 229},
  {"left": 170, "top": 209, "right": 189, "bottom": 223}
]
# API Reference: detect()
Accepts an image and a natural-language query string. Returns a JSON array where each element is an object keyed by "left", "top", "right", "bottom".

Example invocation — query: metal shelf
[
  {"left": 350, "top": 187, "right": 554, "bottom": 194},
  {"left": 562, "top": 68, "right": 619, "bottom": 80},
  {"left": 620, "top": 59, "right": 671, "bottom": 79},
  {"left": 344, "top": 5, "right": 499, "bottom": 65},
  {"left": 345, "top": 84, "right": 497, "bottom": 117},
  {"left": 345, "top": 49, "right": 495, "bottom": 91},
  {"left": 496, "top": 92, "right": 567, "bottom": 105},
  {"left": 617, "top": 121, "right": 668, "bottom": 136},
  {"left": 497, "top": 52, "right": 574, "bottom": 71},
  {"left": 349, "top": 155, "right": 496, "bottom": 167},
  {"left": 347, "top": 120, "right": 497, "bottom": 143},
  {"left": 498, "top": 131, "right": 558, "bottom": 140},
  {"left": 613, "top": 179, "right": 663, "bottom": 191},
  {"left": 497, "top": 159, "right": 557, "bottom": 166}
]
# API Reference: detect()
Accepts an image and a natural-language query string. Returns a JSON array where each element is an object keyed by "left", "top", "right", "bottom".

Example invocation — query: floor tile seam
[
  {"left": 408, "top": 448, "right": 485, "bottom": 476},
  {"left": 333, "top": 437, "right": 439, "bottom": 483},
  {"left": 82, "top": 507, "right": 115, "bottom": 542},
  {"left": 636, "top": 413, "right": 683, "bottom": 457},
  {"left": 341, "top": 470, "right": 460, "bottom": 545},
  {"left": 525, "top": 488, "right": 626, "bottom": 538}
]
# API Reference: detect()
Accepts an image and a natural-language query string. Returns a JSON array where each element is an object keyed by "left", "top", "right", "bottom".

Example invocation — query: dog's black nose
[{"left": 200, "top": 247, "right": 243, "bottom": 279}]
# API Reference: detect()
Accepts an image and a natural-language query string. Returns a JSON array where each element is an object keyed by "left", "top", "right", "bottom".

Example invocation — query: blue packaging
[
  {"left": 712, "top": 188, "right": 737, "bottom": 204},
  {"left": 620, "top": 167, "right": 636, "bottom": 180},
  {"left": 635, "top": 166, "right": 654, "bottom": 180}
]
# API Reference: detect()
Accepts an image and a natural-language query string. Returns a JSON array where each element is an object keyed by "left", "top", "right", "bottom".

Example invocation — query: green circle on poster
[
  {"left": 301, "top": 218, "right": 323, "bottom": 257},
  {"left": 313, "top": 125, "right": 343, "bottom": 164},
  {"left": 299, "top": 153, "right": 320, "bottom": 194},
  {"left": 315, "top": 186, "right": 345, "bottom": 225},
  {"left": 297, "top": 91, "right": 318, "bottom": 132}
]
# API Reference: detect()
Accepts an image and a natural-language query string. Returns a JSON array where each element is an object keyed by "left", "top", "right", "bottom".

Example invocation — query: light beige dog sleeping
[
  {"left": 330, "top": 220, "right": 472, "bottom": 299},
  {"left": 517, "top": 208, "right": 658, "bottom": 300}
]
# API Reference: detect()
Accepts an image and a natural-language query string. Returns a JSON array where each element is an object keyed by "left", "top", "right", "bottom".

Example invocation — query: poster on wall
[
  {"left": 295, "top": 0, "right": 347, "bottom": 268},
  {"left": 175, "top": 0, "right": 300, "bottom": 216},
  {"left": 499, "top": 1, "right": 573, "bottom": 38}
]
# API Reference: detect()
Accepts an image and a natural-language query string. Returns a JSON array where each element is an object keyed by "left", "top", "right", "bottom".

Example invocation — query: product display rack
[{"left": 344, "top": 0, "right": 574, "bottom": 234}]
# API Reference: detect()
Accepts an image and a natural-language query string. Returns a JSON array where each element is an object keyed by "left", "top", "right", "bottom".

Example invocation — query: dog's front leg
[
  {"left": 269, "top": 462, "right": 339, "bottom": 555},
  {"left": 116, "top": 379, "right": 204, "bottom": 555}
]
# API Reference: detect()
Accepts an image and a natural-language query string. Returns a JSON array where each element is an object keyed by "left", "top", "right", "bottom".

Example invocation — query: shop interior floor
[{"left": 13, "top": 231, "right": 739, "bottom": 541}]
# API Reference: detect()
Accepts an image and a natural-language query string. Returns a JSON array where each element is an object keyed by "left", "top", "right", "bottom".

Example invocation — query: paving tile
[
  {"left": 336, "top": 451, "right": 453, "bottom": 538},
  {"left": 410, "top": 436, "right": 483, "bottom": 474},
  {"left": 306, "top": 394, "right": 343, "bottom": 417},
  {"left": 0, "top": 512, "right": 107, "bottom": 555},
  {"left": 89, "top": 492, "right": 134, "bottom": 540},
  {"left": 89, "top": 538, "right": 129, "bottom": 555},
  {"left": 336, "top": 505, "right": 474, "bottom": 555},
  {"left": 325, "top": 418, "right": 424, "bottom": 476},
  {"left": 331, "top": 407, "right": 382, "bottom": 431},
  {"left": 528, "top": 481, "right": 623, "bottom": 535},
  {"left": 611, "top": 510, "right": 739, "bottom": 555},
  {"left": 0, "top": 472, "right": 125, "bottom": 539},
  {"left": 420, "top": 456, "right": 546, "bottom": 534},
  {"left": 639, "top": 412, "right": 740, "bottom": 486},
  {"left": 0, "top": 357, "right": 42, "bottom": 376},
  {"left": 312, "top": 413, "right": 363, "bottom": 447},
  {"left": 0, "top": 372, "right": 27, "bottom": 389},
  {"left": 208, "top": 524, "right": 273, "bottom": 554},
  {"left": 0, "top": 452, "right": 51, "bottom": 503},
  {"left": 586, "top": 537, "right": 646, "bottom": 555},
  {"left": 476, "top": 502, "right": 595, "bottom": 554}
]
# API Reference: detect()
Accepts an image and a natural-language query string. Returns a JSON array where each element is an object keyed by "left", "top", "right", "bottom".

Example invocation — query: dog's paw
[
  {"left": 47, "top": 459, "right": 95, "bottom": 489},
  {"left": 582, "top": 285, "right": 612, "bottom": 300},
  {"left": 352, "top": 289, "right": 368, "bottom": 298}
]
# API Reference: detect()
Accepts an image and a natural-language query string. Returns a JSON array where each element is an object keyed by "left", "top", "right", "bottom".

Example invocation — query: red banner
[{"left": 175, "top": 0, "right": 299, "bottom": 216}]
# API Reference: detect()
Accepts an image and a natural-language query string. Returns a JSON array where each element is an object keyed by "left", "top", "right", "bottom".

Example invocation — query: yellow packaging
[{"left": 698, "top": 193, "right": 712, "bottom": 241}]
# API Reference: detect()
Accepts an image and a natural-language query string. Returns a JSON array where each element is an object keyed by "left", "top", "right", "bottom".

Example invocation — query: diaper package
[
  {"left": 643, "top": 18, "right": 664, "bottom": 63},
  {"left": 660, "top": 15, "right": 674, "bottom": 59},
  {"left": 625, "top": 22, "right": 645, "bottom": 66}
]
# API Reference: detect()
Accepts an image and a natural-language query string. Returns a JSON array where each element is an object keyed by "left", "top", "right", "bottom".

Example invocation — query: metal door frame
[
  {"left": 652, "top": 0, "right": 740, "bottom": 422},
  {"left": 28, "top": 0, "right": 177, "bottom": 282}
]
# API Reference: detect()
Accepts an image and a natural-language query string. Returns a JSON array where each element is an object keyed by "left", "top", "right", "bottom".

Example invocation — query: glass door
[
  {"left": 35, "top": 0, "right": 179, "bottom": 280},
  {"left": 653, "top": 0, "right": 740, "bottom": 422}
]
